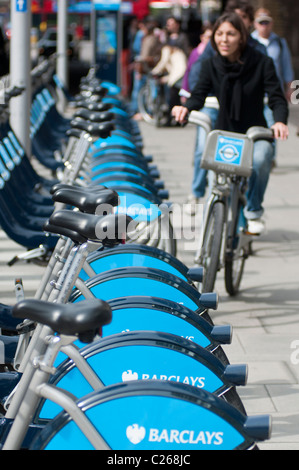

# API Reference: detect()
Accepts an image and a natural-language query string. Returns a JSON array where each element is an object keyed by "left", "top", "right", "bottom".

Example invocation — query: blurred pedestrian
[
  {"left": 252, "top": 8, "right": 294, "bottom": 102},
  {"left": 164, "top": 16, "right": 190, "bottom": 56},
  {"left": 130, "top": 18, "right": 162, "bottom": 120},
  {"left": 180, "top": 24, "right": 213, "bottom": 102},
  {"left": 252, "top": 8, "right": 294, "bottom": 163},
  {"left": 151, "top": 44, "right": 187, "bottom": 117}
]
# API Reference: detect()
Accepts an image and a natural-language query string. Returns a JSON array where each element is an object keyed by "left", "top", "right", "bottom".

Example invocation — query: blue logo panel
[
  {"left": 87, "top": 345, "right": 223, "bottom": 393},
  {"left": 45, "top": 395, "right": 245, "bottom": 450},
  {"left": 215, "top": 136, "right": 245, "bottom": 166},
  {"left": 87, "top": 278, "right": 199, "bottom": 311},
  {"left": 116, "top": 192, "right": 161, "bottom": 222},
  {"left": 102, "top": 307, "right": 210, "bottom": 347}
]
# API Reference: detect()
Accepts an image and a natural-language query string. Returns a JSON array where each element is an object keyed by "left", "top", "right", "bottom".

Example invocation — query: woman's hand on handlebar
[
  {"left": 271, "top": 122, "right": 289, "bottom": 140},
  {"left": 171, "top": 106, "right": 189, "bottom": 125}
]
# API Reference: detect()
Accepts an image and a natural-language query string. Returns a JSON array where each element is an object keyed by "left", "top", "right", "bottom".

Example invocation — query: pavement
[{"left": 0, "top": 103, "right": 298, "bottom": 450}]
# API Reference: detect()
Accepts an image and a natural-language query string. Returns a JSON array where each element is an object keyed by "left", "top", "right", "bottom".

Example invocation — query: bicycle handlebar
[
  {"left": 246, "top": 126, "right": 274, "bottom": 142},
  {"left": 188, "top": 111, "right": 274, "bottom": 143},
  {"left": 188, "top": 111, "right": 212, "bottom": 134}
]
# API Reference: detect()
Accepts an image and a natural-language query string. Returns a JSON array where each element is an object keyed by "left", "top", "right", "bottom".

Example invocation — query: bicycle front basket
[{"left": 201, "top": 130, "right": 253, "bottom": 177}]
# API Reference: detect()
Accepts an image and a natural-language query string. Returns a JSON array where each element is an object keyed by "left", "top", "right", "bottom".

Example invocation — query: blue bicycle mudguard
[
  {"left": 100, "top": 81, "right": 121, "bottom": 96},
  {"left": 91, "top": 160, "right": 150, "bottom": 177},
  {"left": 79, "top": 244, "right": 198, "bottom": 284},
  {"left": 99, "top": 180, "right": 153, "bottom": 197},
  {"left": 109, "top": 106, "right": 129, "bottom": 118},
  {"left": 91, "top": 154, "right": 149, "bottom": 173},
  {"left": 102, "top": 97, "right": 123, "bottom": 107},
  {"left": 93, "top": 177, "right": 159, "bottom": 197},
  {"left": 31, "top": 381, "right": 271, "bottom": 450},
  {"left": 91, "top": 133, "right": 137, "bottom": 152},
  {"left": 90, "top": 147, "right": 143, "bottom": 160},
  {"left": 89, "top": 161, "right": 150, "bottom": 178},
  {"left": 106, "top": 296, "right": 231, "bottom": 350},
  {"left": 69, "top": 267, "right": 217, "bottom": 318},
  {"left": 115, "top": 191, "right": 163, "bottom": 223},
  {"left": 88, "top": 170, "right": 157, "bottom": 187},
  {"left": 38, "top": 330, "right": 247, "bottom": 420}
]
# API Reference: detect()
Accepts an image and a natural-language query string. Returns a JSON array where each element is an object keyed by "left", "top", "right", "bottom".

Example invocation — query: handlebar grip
[{"left": 246, "top": 126, "right": 274, "bottom": 142}]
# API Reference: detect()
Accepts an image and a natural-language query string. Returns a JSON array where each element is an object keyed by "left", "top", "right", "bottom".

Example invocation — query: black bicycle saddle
[
  {"left": 50, "top": 183, "right": 107, "bottom": 195},
  {"left": 45, "top": 211, "right": 134, "bottom": 245},
  {"left": 74, "top": 109, "right": 115, "bottom": 123},
  {"left": 70, "top": 119, "right": 114, "bottom": 138},
  {"left": 52, "top": 188, "right": 120, "bottom": 214},
  {"left": 13, "top": 298, "right": 112, "bottom": 343},
  {"left": 76, "top": 101, "right": 112, "bottom": 112},
  {"left": 80, "top": 83, "right": 108, "bottom": 96}
]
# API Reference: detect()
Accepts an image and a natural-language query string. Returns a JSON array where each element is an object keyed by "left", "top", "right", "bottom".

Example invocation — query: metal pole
[
  {"left": 116, "top": 9, "right": 122, "bottom": 87},
  {"left": 9, "top": 0, "right": 32, "bottom": 157},
  {"left": 90, "top": 1, "right": 97, "bottom": 68},
  {"left": 56, "top": 0, "right": 68, "bottom": 112}
]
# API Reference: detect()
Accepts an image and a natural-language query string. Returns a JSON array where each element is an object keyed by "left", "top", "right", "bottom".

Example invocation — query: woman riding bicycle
[{"left": 172, "top": 12, "right": 289, "bottom": 235}]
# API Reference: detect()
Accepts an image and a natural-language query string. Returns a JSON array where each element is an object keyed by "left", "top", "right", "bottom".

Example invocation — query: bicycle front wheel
[
  {"left": 138, "top": 84, "right": 155, "bottom": 125},
  {"left": 224, "top": 202, "right": 248, "bottom": 296},
  {"left": 201, "top": 202, "right": 225, "bottom": 293}
]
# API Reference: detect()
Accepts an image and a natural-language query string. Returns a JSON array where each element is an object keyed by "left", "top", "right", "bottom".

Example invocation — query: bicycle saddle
[
  {"left": 76, "top": 101, "right": 112, "bottom": 112},
  {"left": 50, "top": 183, "right": 107, "bottom": 194},
  {"left": 80, "top": 83, "right": 108, "bottom": 96},
  {"left": 74, "top": 109, "right": 115, "bottom": 123},
  {"left": 52, "top": 188, "right": 120, "bottom": 214},
  {"left": 70, "top": 119, "right": 114, "bottom": 138},
  {"left": 46, "top": 211, "right": 133, "bottom": 245},
  {"left": 44, "top": 220, "right": 90, "bottom": 244},
  {"left": 65, "top": 128, "right": 85, "bottom": 138},
  {"left": 12, "top": 298, "right": 112, "bottom": 343}
]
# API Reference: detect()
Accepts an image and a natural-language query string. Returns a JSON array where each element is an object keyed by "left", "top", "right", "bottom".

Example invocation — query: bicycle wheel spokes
[{"left": 138, "top": 84, "right": 155, "bottom": 125}]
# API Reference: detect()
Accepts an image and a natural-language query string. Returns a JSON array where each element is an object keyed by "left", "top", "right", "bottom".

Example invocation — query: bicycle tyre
[
  {"left": 154, "top": 93, "right": 163, "bottom": 128},
  {"left": 224, "top": 202, "right": 247, "bottom": 296},
  {"left": 137, "top": 85, "right": 155, "bottom": 125},
  {"left": 201, "top": 202, "right": 225, "bottom": 293}
]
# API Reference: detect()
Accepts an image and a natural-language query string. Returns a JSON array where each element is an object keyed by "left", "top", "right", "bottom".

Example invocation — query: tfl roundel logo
[{"left": 215, "top": 136, "right": 244, "bottom": 166}]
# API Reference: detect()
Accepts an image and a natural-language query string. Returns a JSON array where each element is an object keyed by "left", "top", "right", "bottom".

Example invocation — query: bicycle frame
[{"left": 3, "top": 330, "right": 110, "bottom": 450}]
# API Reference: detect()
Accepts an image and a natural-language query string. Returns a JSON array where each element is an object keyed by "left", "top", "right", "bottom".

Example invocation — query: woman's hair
[{"left": 210, "top": 12, "right": 249, "bottom": 55}]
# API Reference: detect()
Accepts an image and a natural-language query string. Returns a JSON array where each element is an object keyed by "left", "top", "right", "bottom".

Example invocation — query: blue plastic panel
[{"left": 44, "top": 394, "right": 245, "bottom": 450}]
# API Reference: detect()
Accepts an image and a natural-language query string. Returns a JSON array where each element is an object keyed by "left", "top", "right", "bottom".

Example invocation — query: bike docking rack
[{"left": 0, "top": 70, "right": 272, "bottom": 451}]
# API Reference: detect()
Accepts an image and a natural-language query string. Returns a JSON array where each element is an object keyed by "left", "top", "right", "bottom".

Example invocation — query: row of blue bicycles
[{"left": 0, "top": 64, "right": 271, "bottom": 450}]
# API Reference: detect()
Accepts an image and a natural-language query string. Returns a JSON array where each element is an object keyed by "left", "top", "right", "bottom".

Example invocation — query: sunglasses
[{"left": 258, "top": 20, "right": 271, "bottom": 25}]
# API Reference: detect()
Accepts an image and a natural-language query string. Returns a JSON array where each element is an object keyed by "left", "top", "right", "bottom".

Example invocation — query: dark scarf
[{"left": 213, "top": 46, "right": 256, "bottom": 131}]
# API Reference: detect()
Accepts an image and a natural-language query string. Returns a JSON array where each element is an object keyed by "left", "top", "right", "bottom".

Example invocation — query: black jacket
[{"left": 185, "top": 45, "right": 288, "bottom": 133}]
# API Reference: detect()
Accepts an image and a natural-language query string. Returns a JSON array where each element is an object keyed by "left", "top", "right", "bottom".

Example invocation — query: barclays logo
[
  {"left": 121, "top": 370, "right": 205, "bottom": 388},
  {"left": 125, "top": 423, "right": 224, "bottom": 446}
]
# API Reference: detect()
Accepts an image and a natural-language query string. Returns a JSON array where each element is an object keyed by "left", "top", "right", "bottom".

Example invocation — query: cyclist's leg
[
  {"left": 263, "top": 104, "right": 277, "bottom": 162},
  {"left": 129, "top": 71, "right": 146, "bottom": 117},
  {"left": 191, "top": 106, "right": 218, "bottom": 199},
  {"left": 244, "top": 139, "right": 274, "bottom": 224}
]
